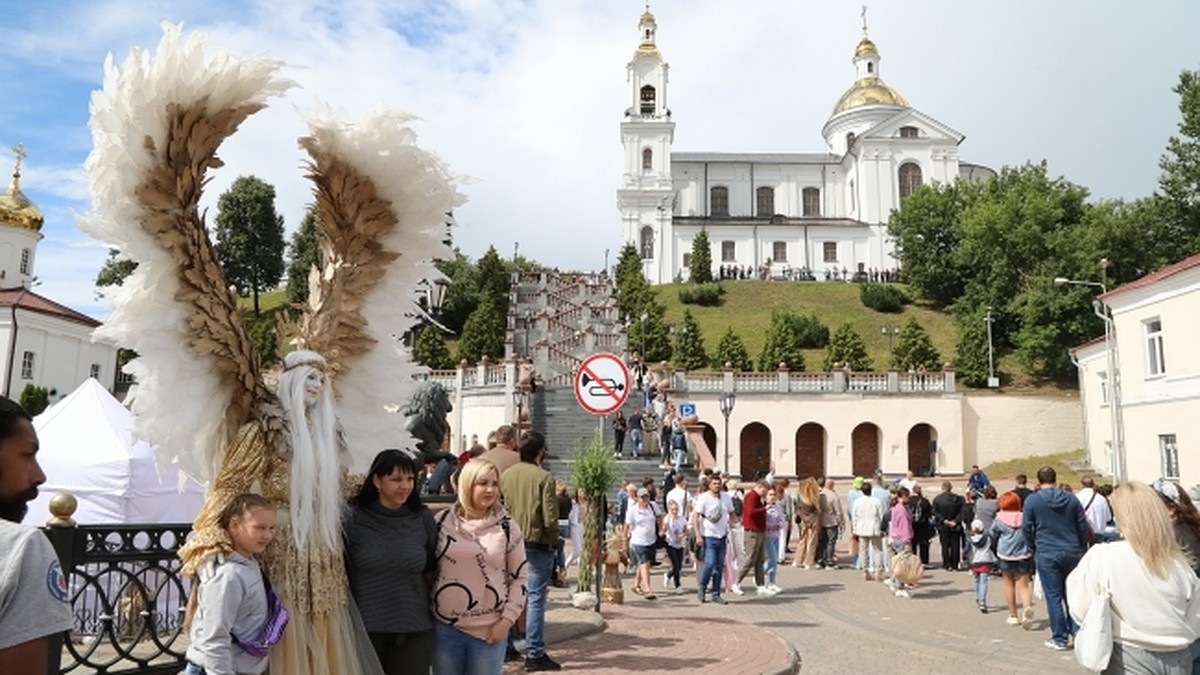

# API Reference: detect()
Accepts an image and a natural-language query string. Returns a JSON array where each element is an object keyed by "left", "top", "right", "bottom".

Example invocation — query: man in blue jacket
[{"left": 1021, "top": 466, "right": 1090, "bottom": 651}]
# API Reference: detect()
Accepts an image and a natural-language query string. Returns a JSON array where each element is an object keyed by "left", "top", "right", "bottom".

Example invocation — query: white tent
[{"left": 22, "top": 378, "right": 205, "bottom": 527}]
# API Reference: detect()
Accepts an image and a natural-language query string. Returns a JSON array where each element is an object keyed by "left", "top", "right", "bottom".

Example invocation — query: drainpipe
[{"left": 4, "top": 286, "right": 27, "bottom": 398}]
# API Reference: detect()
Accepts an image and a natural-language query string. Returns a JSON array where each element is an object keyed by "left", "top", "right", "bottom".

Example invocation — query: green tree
[
  {"left": 245, "top": 314, "right": 279, "bottom": 367},
  {"left": 887, "top": 180, "right": 972, "bottom": 308},
  {"left": 1156, "top": 69, "right": 1200, "bottom": 263},
  {"left": 18, "top": 383, "right": 49, "bottom": 416},
  {"left": 892, "top": 317, "right": 941, "bottom": 372},
  {"left": 435, "top": 249, "right": 481, "bottom": 335},
  {"left": 712, "top": 327, "right": 753, "bottom": 371},
  {"left": 214, "top": 175, "right": 287, "bottom": 316},
  {"left": 456, "top": 297, "right": 506, "bottom": 364},
  {"left": 413, "top": 324, "right": 455, "bottom": 370},
  {"left": 474, "top": 246, "right": 510, "bottom": 307},
  {"left": 285, "top": 207, "right": 322, "bottom": 305},
  {"left": 953, "top": 307, "right": 995, "bottom": 388},
  {"left": 758, "top": 311, "right": 806, "bottom": 372},
  {"left": 672, "top": 310, "right": 707, "bottom": 371},
  {"left": 569, "top": 430, "right": 620, "bottom": 593},
  {"left": 689, "top": 228, "right": 713, "bottom": 284},
  {"left": 823, "top": 323, "right": 872, "bottom": 371},
  {"left": 95, "top": 249, "right": 137, "bottom": 290},
  {"left": 628, "top": 303, "right": 672, "bottom": 364},
  {"left": 614, "top": 243, "right": 651, "bottom": 319}
]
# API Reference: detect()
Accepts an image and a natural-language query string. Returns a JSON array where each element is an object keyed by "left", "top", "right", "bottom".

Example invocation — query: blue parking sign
[{"left": 678, "top": 402, "right": 696, "bottom": 416}]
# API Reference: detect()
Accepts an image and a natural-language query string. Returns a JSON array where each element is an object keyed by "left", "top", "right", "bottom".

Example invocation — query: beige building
[{"left": 1071, "top": 253, "right": 1200, "bottom": 487}]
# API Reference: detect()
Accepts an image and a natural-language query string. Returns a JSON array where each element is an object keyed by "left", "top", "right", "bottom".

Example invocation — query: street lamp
[
  {"left": 1054, "top": 273, "right": 1122, "bottom": 481},
  {"left": 523, "top": 308, "right": 533, "bottom": 359},
  {"left": 512, "top": 388, "right": 527, "bottom": 441},
  {"left": 880, "top": 325, "right": 899, "bottom": 368},
  {"left": 984, "top": 307, "right": 998, "bottom": 388},
  {"left": 639, "top": 310, "right": 648, "bottom": 360},
  {"left": 718, "top": 390, "right": 736, "bottom": 476}
]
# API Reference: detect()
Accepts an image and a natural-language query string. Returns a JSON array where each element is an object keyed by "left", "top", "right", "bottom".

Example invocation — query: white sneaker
[
  {"left": 673, "top": 586, "right": 684, "bottom": 594},
  {"left": 731, "top": 584, "right": 745, "bottom": 596},
  {"left": 663, "top": 572, "right": 670, "bottom": 589},
  {"left": 767, "top": 584, "right": 782, "bottom": 595},
  {"left": 756, "top": 586, "right": 770, "bottom": 595},
  {"left": 895, "top": 589, "right": 912, "bottom": 598}
]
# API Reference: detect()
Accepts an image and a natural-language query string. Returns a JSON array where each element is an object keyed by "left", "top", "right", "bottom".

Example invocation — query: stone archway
[
  {"left": 698, "top": 423, "right": 717, "bottom": 468},
  {"left": 794, "top": 423, "right": 826, "bottom": 479},
  {"left": 739, "top": 422, "right": 772, "bottom": 480},
  {"left": 907, "top": 423, "right": 938, "bottom": 476},
  {"left": 851, "top": 422, "right": 881, "bottom": 478}
]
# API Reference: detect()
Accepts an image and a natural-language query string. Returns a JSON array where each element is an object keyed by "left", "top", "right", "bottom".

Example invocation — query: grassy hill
[{"left": 655, "top": 281, "right": 958, "bottom": 372}]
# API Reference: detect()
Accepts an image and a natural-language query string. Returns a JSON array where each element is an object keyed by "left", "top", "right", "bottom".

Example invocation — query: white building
[
  {"left": 617, "top": 9, "right": 995, "bottom": 284},
  {"left": 1072, "top": 254, "right": 1200, "bottom": 488},
  {"left": 0, "top": 147, "right": 119, "bottom": 401}
]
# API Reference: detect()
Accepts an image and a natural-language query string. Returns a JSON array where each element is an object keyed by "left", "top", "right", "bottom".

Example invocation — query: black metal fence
[{"left": 43, "top": 517, "right": 192, "bottom": 675}]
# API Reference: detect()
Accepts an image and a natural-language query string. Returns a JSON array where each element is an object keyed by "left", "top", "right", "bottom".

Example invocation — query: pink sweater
[
  {"left": 433, "top": 508, "right": 528, "bottom": 641},
  {"left": 889, "top": 501, "right": 914, "bottom": 546}
]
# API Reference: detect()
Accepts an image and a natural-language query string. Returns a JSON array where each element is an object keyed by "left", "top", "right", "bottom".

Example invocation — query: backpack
[
  {"left": 670, "top": 431, "right": 686, "bottom": 451},
  {"left": 231, "top": 568, "right": 290, "bottom": 658},
  {"left": 731, "top": 494, "right": 744, "bottom": 518}
]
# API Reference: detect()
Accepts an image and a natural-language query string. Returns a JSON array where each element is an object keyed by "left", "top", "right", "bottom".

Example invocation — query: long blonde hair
[
  {"left": 457, "top": 458, "right": 502, "bottom": 517},
  {"left": 1111, "top": 481, "right": 1189, "bottom": 578},
  {"left": 798, "top": 477, "right": 820, "bottom": 506}
]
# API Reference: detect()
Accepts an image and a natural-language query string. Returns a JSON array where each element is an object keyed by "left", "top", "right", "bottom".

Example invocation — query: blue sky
[{"left": 1, "top": 0, "right": 1197, "bottom": 318}]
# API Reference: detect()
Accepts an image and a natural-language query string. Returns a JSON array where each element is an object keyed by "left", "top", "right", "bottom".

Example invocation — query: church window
[
  {"left": 682, "top": 253, "right": 692, "bottom": 269},
  {"left": 802, "top": 188, "right": 821, "bottom": 217},
  {"left": 899, "top": 126, "right": 919, "bottom": 139},
  {"left": 756, "top": 187, "right": 775, "bottom": 217},
  {"left": 710, "top": 186, "right": 729, "bottom": 217},
  {"left": 20, "top": 351, "right": 34, "bottom": 380},
  {"left": 640, "top": 85, "right": 656, "bottom": 116},
  {"left": 772, "top": 241, "right": 788, "bottom": 263},
  {"left": 19, "top": 249, "right": 30, "bottom": 275},
  {"left": 90, "top": 363, "right": 101, "bottom": 379},
  {"left": 898, "top": 163, "right": 923, "bottom": 200},
  {"left": 846, "top": 132, "right": 856, "bottom": 148},
  {"left": 642, "top": 148, "right": 653, "bottom": 171},
  {"left": 721, "top": 240, "right": 736, "bottom": 262},
  {"left": 823, "top": 242, "right": 838, "bottom": 263},
  {"left": 640, "top": 226, "right": 654, "bottom": 259},
  {"left": 867, "top": 62, "right": 874, "bottom": 74}
]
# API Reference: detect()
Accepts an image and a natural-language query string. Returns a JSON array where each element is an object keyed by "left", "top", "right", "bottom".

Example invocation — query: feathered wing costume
[{"left": 79, "top": 24, "right": 461, "bottom": 675}]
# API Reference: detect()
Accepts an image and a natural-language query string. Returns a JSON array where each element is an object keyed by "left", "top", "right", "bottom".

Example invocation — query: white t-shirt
[
  {"left": 625, "top": 502, "right": 659, "bottom": 547},
  {"left": 1076, "top": 488, "right": 1113, "bottom": 534},
  {"left": 664, "top": 514, "right": 688, "bottom": 549},
  {"left": 0, "top": 520, "right": 73, "bottom": 650},
  {"left": 666, "top": 486, "right": 692, "bottom": 518},
  {"left": 694, "top": 491, "right": 735, "bottom": 539}
]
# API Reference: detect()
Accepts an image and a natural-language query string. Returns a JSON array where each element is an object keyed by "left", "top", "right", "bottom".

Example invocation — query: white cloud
[{"left": 1, "top": 0, "right": 1198, "bottom": 318}]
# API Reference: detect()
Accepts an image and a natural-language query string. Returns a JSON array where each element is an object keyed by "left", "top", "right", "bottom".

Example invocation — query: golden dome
[
  {"left": 855, "top": 37, "right": 878, "bottom": 58},
  {"left": 640, "top": 9, "right": 656, "bottom": 24},
  {"left": 831, "top": 76, "right": 907, "bottom": 115},
  {"left": 0, "top": 175, "right": 44, "bottom": 232}
]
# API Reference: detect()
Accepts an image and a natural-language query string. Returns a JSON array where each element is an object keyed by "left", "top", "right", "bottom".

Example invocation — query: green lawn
[
  {"left": 981, "top": 449, "right": 1105, "bottom": 487},
  {"left": 656, "top": 281, "right": 958, "bottom": 372},
  {"left": 236, "top": 289, "right": 289, "bottom": 313}
]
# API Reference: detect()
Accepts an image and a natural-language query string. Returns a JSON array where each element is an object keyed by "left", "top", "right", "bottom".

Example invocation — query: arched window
[
  {"left": 845, "top": 132, "right": 856, "bottom": 149},
  {"left": 802, "top": 187, "right": 821, "bottom": 217},
  {"left": 867, "top": 62, "right": 874, "bottom": 74},
  {"left": 642, "top": 148, "right": 653, "bottom": 171},
  {"left": 710, "top": 186, "right": 729, "bottom": 217},
  {"left": 640, "top": 226, "right": 654, "bottom": 260},
  {"left": 898, "top": 163, "right": 923, "bottom": 200},
  {"left": 640, "top": 85, "right": 656, "bottom": 116},
  {"left": 756, "top": 186, "right": 775, "bottom": 217},
  {"left": 899, "top": 126, "right": 919, "bottom": 139},
  {"left": 19, "top": 249, "right": 30, "bottom": 275}
]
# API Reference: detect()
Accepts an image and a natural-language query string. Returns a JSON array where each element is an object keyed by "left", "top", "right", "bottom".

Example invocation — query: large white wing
[
  {"left": 77, "top": 24, "right": 291, "bottom": 482},
  {"left": 295, "top": 108, "right": 464, "bottom": 470}
]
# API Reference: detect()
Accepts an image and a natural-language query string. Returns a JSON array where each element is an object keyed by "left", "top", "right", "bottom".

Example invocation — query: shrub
[
  {"left": 793, "top": 314, "right": 830, "bottom": 349},
  {"left": 860, "top": 283, "right": 907, "bottom": 313},
  {"left": 678, "top": 282, "right": 725, "bottom": 306}
]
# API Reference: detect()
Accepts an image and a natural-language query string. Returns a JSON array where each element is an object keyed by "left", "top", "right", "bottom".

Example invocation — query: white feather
[
  {"left": 301, "top": 108, "right": 464, "bottom": 471},
  {"left": 77, "top": 23, "right": 291, "bottom": 483}
]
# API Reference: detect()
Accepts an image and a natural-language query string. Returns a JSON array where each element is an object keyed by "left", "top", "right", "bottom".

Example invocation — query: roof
[
  {"left": 672, "top": 152, "right": 840, "bottom": 165},
  {"left": 1101, "top": 252, "right": 1200, "bottom": 301},
  {"left": 0, "top": 288, "right": 101, "bottom": 327},
  {"left": 671, "top": 216, "right": 870, "bottom": 229},
  {"left": 1068, "top": 334, "right": 1106, "bottom": 354}
]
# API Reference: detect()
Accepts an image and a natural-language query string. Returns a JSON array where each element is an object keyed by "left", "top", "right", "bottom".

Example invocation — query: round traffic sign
[{"left": 573, "top": 352, "right": 631, "bottom": 416}]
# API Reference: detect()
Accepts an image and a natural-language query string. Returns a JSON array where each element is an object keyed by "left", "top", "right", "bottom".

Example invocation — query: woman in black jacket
[{"left": 908, "top": 484, "right": 933, "bottom": 566}]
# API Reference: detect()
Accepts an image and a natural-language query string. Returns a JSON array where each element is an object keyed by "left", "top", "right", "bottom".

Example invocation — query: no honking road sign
[{"left": 573, "top": 352, "right": 630, "bottom": 416}]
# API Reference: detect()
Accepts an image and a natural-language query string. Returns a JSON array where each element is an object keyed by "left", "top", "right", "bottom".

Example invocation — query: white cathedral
[{"left": 617, "top": 8, "right": 995, "bottom": 284}]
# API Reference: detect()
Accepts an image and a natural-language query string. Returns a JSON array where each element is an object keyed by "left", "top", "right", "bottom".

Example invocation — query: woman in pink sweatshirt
[{"left": 431, "top": 458, "right": 528, "bottom": 675}]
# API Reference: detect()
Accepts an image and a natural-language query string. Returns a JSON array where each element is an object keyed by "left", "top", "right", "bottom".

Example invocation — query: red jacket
[{"left": 742, "top": 489, "right": 767, "bottom": 532}]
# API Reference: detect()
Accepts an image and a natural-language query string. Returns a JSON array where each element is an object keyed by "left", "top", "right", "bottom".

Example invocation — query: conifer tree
[
  {"left": 414, "top": 324, "right": 455, "bottom": 370},
  {"left": 689, "top": 228, "right": 713, "bottom": 284},
  {"left": 892, "top": 317, "right": 942, "bottom": 371},
  {"left": 672, "top": 309, "right": 708, "bottom": 371},
  {"left": 758, "top": 311, "right": 806, "bottom": 372},
  {"left": 712, "top": 327, "right": 753, "bottom": 371},
  {"left": 823, "top": 323, "right": 872, "bottom": 371}
]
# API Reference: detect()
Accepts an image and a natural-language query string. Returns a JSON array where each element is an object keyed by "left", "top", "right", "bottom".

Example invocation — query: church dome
[
  {"left": 831, "top": 76, "right": 907, "bottom": 115},
  {"left": 0, "top": 173, "right": 43, "bottom": 232}
]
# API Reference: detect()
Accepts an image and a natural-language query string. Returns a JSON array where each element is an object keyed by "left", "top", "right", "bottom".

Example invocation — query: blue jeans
[
  {"left": 764, "top": 536, "right": 780, "bottom": 584},
  {"left": 432, "top": 620, "right": 506, "bottom": 675},
  {"left": 1035, "top": 550, "right": 1082, "bottom": 646},
  {"left": 524, "top": 547, "right": 554, "bottom": 659},
  {"left": 699, "top": 535, "right": 727, "bottom": 599},
  {"left": 183, "top": 664, "right": 205, "bottom": 675},
  {"left": 974, "top": 570, "right": 989, "bottom": 605},
  {"left": 630, "top": 429, "right": 643, "bottom": 455}
]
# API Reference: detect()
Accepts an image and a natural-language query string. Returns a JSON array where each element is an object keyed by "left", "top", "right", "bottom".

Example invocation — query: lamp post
[
  {"left": 880, "top": 325, "right": 899, "bottom": 368},
  {"left": 984, "top": 307, "right": 998, "bottom": 388},
  {"left": 523, "top": 308, "right": 533, "bottom": 359},
  {"left": 718, "top": 390, "right": 736, "bottom": 476},
  {"left": 1054, "top": 274, "right": 1122, "bottom": 481},
  {"left": 512, "top": 388, "right": 527, "bottom": 441},
  {"left": 639, "top": 310, "right": 648, "bottom": 361}
]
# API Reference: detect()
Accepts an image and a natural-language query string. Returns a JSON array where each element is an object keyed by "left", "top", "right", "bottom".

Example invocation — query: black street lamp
[
  {"left": 512, "top": 388, "right": 527, "bottom": 441},
  {"left": 639, "top": 310, "right": 648, "bottom": 360},
  {"left": 718, "top": 390, "right": 736, "bottom": 476},
  {"left": 523, "top": 308, "right": 533, "bottom": 359}
]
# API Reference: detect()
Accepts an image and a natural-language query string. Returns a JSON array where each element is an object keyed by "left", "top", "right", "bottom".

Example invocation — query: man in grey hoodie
[{"left": 1021, "top": 466, "right": 1090, "bottom": 651}]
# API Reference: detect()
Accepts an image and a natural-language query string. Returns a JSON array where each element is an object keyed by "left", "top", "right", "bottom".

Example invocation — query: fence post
[{"left": 43, "top": 492, "right": 80, "bottom": 675}]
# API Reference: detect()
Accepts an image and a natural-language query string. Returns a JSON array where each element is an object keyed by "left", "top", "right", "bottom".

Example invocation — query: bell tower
[{"left": 617, "top": 3, "right": 675, "bottom": 284}]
